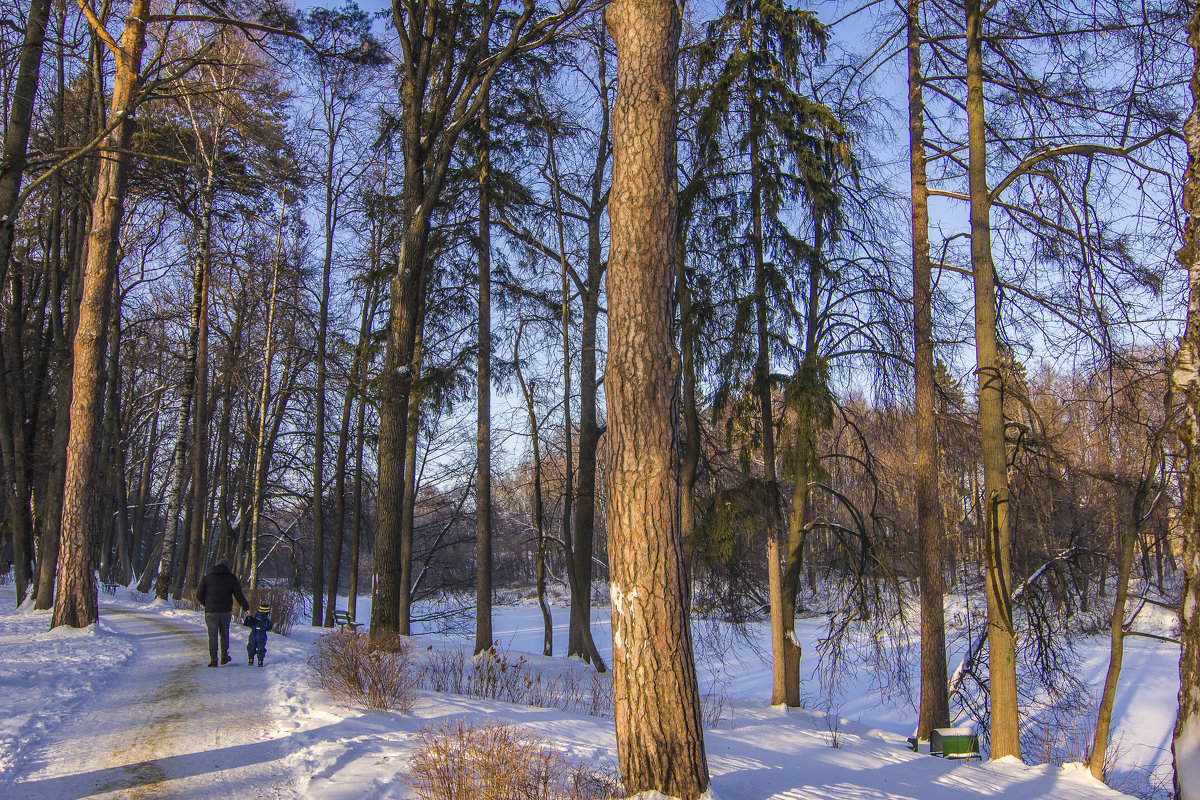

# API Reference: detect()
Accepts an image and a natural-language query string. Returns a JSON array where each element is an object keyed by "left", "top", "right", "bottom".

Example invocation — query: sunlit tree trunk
[
  {"left": 965, "top": 0, "right": 1019, "bottom": 758},
  {"left": 53, "top": 0, "right": 150, "bottom": 628},
  {"left": 606, "top": 0, "right": 709, "bottom": 794},
  {"left": 1172, "top": 9, "right": 1200, "bottom": 798}
]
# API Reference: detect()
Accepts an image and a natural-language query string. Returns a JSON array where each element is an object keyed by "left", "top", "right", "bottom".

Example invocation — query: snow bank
[{"left": 0, "top": 596, "right": 134, "bottom": 786}]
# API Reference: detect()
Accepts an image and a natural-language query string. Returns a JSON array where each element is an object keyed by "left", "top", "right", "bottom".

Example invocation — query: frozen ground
[{"left": 0, "top": 584, "right": 1178, "bottom": 799}]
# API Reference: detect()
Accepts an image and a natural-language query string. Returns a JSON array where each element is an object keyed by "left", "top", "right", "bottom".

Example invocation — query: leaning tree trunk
[
  {"left": 605, "top": 0, "right": 709, "bottom": 795},
  {"left": 909, "top": 0, "right": 949, "bottom": 741},
  {"left": 1172, "top": 8, "right": 1200, "bottom": 799},
  {"left": 965, "top": 0, "right": 1020, "bottom": 759},
  {"left": 53, "top": 0, "right": 150, "bottom": 629},
  {"left": 1089, "top": 456, "right": 1153, "bottom": 780}
]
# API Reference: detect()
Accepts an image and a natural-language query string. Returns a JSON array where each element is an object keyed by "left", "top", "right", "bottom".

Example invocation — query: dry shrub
[
  {"left": 307, "top": 629, "right": 420, "bottom": 712},
  {"left": 245, "top": 586, "right": 299, "bottom": 636},
  {"left": 420, "top": 644, "right": 614, "bottom": 718},
  {"left": 407, "top": 718, "right": 622, "bottom": 800},
  {"left": 420, "top": 644, "right": 725, "bottom": 727}
]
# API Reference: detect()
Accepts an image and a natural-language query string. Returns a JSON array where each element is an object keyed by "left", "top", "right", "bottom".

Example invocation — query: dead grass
[
  {"left": 406, "top": 718, "right": 622, "bottom": 800},
  {"left": 307, "top": 629, "right": 420, "bottom": 712}
]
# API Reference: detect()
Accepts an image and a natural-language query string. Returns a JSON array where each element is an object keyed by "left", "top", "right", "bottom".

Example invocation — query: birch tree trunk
[
  {"left": 1172, "top": 8, "right": 1200, "bottom": 798},
  {"left": 605, "top": 0, "right": 709, "bottom": 794}
]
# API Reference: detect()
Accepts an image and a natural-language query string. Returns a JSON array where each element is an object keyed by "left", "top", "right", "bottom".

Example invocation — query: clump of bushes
[
  {"left": 307, "top": 629, "right": 420, "bottom": 712},
  {"left": 245, "top": 586, "right": 299, "bottom": 636},
  {"left": 407, "top": 718, "right": 622, "bottom": 800}
]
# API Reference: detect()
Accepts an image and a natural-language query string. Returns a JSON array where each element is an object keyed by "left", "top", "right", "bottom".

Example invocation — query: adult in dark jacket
[{"left": 196, "top": 559, "right": 250, "bottom": 667}]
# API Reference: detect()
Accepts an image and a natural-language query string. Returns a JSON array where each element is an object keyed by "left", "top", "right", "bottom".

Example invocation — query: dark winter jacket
[
  {"left": 196, "top": 563, "right": 250, "bottom": 613},
  {"left": 243, "top": 611, "right": 274, "bottom": 653}
]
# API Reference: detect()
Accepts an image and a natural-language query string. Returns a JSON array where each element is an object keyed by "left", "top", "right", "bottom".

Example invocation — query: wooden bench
[
  {"left": 101, "top": 582, "right": 119, "bottom": 596},
  {"left": 931, "top": 728, "right": 980, "bottom": 762},
  {"left": 333, "top": 610, "right": 360, "bottom": 632}
]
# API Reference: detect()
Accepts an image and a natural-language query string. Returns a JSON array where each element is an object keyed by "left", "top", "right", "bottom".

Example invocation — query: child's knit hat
[{"left": 258, "top": 602, "right": 270, "bottom": 613}]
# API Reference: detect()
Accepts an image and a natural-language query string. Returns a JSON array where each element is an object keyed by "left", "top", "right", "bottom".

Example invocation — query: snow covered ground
[{"left": 0, "top": 584, "right": 1179, "bottom": 799}]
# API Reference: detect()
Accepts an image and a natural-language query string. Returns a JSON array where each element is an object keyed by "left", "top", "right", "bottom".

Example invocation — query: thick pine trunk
[
  {"left": 1172, "top": 10, "right": 1200, "bottom": 799},
  {"left": 605, "top": 0, "right": 709, "bottom": 795},
  {"left": 372, "top": 193, "right": 427, "bottom": 646},
  {"left": 53, "top": 0, "right": 149, "bottom": 629},
  {"left": 965, "top": 0, "right": 1020, "bottom": 758},
  {"left": 909, "top": 0, "right": 949, "bottom": 740}
]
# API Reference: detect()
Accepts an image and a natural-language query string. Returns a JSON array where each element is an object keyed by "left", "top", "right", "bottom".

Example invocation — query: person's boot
[
  {"left": 249, "top": 655, "right": 254, "bottom": 666},
  {"left": 221, "top": 653, "right": 231, "bottom": 665},
  {"left": 257, "top": 657, "right": 264, "bottom": 668},
  {"left": 207, "top": 658, "right": 218, "bottom": 668}
]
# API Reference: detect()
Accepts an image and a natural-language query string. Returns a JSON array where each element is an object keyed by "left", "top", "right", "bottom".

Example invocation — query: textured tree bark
[
  {"left": 909, "top": 0, "right": 949, "bottom": 741},
  {"left": 475, "top": 100, "right": 494, "bottom": 655},
  {"left": 605, "top": 0, "right": 709, "bottom": 795},
  {"left": 1172, "top": 9, "right": 1200, "bottom": 799},
  {"left": 374, "top": 203, "right": 426, "bottom": 646},
  {"left": 53, "top": 0, "right": 150, "bottom": 629},
  {"left": 398, "top": 302, "right": 425, "bottom": 636},
  {"left": 965, "top": 0, "right": 1020, "bottom": 759}
]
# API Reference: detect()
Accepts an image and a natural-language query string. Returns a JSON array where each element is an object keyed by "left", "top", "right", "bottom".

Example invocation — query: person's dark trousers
[{"left": 205, "top": 612, "right": 233, "bottom": 661}]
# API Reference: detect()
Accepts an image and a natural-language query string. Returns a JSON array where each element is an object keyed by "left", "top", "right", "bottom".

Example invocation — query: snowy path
[{"left": 7, "top": 607, "right": 303, "bottom": 800}]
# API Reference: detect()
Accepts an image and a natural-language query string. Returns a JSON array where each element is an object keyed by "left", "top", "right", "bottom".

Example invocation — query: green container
[{"left": 930, "top": 728, "right": 980, "bottom": 761}]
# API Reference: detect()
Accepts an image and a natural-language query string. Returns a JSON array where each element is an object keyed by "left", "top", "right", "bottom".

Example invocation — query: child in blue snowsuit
[{"left": 242, "top": 603, "right": 273, "bottom": 666}]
